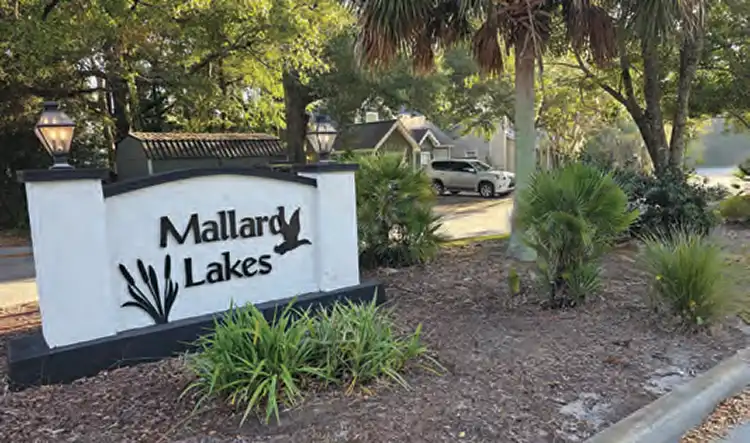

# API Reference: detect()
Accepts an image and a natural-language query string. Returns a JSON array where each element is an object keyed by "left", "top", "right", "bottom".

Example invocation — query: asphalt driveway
[{"left": 435, "top": 193, "right": 513, "bottom": 240}]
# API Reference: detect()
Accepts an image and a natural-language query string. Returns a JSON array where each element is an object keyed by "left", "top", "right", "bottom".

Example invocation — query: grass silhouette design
[{"left": 118, "top": 254, "right": 179, "bottom": 324}]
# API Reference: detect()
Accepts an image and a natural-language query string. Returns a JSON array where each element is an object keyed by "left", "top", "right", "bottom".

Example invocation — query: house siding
[{"left": 115, "top": 137, "right": 150, "bottom": 181}]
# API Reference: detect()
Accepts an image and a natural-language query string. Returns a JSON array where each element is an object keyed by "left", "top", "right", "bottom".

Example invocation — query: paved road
[
  {"left": 435, "top": 193, "right": 513, "bottom": 240},
  {"left": 721, "top": 422, "right": 750, "bottom": 442},
  {"left": 0, "top": 193, "right": 512, "bottom": 309}
]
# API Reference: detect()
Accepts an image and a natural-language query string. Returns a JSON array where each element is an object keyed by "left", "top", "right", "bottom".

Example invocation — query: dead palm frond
[
  {"left": 354, "top": 0, "right": 618, "bottom": 75},
  {"left": 624, "top": 0, "right": 705, "bottom": 43}
]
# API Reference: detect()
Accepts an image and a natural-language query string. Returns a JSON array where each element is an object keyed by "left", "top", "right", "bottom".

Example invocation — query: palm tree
[{"left": 351, "top": 0, "right": 617, "bottom": 260}]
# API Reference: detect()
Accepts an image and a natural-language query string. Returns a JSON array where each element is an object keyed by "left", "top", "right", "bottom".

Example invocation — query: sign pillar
[
  {"left": 297, "top": 164, "right": 360, "bottom": 291},
  {"left": 19, "top": 169, "right": 116, "bottom": 348}
]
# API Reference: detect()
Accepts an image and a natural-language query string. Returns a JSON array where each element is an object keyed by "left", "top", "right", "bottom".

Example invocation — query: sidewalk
[{"left": 0, "top": 250, "right": 37, "bottom": 309}]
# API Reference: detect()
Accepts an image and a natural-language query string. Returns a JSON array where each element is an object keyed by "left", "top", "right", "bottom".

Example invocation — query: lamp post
[
  {"left": 307, "top": 122, "right": 337, "bottom": 162},
  {"left": 34, "top": 101, "right": 76, "bottom": 169}
]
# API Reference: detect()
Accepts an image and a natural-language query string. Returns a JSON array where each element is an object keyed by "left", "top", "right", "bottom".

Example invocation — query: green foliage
[
  {"left": 184, "top": 303, "right": 322, "bottom": 424},
  {"left": 640, "top": 231, "right": 742, "bottom": 326},
  {"left": 579, "top": 155, "right": 723, "bottom": 238},
  {"left": 356, "top": 155, "right": 443, "bottom": 268},
  {"left": 311, "top": 34, "right": 513, "bottom": 133},
  {"left": 516, "top": 163, "right": 637, "bottom": 307},
  {"left": 184, "top": 297, "right": 427, "bottom": 424},
  {"left": 719, "top": 194, "right": 750, "bottom": 224},
  {"left": 309, "top": 298, "right": 427, "bottom": 393}
]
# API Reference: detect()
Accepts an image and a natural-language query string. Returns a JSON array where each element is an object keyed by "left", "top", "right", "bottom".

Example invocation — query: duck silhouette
[{"left": 274, "top": 207, "right": 312, "bottom": 255}]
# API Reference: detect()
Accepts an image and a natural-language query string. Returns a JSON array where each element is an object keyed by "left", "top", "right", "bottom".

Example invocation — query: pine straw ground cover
[{"left": 1, "top": 238, "right": 749, "bottom": 443}]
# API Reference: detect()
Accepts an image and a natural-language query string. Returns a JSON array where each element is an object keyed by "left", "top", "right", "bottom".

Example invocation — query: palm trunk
[
  {"left": 641, "top": 38, "right": 669, "bottom": 172},
  {"left": 668, "top": 35, "right": 702, "bottom": 168},
  {"left": 508, "top": 38, "right": 537, "bottom": 261}
]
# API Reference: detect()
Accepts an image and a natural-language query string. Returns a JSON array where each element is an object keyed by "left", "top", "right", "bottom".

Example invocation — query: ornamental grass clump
[
  {"left": 183, "top": 303, "right": 324, "bottom": 424},
  {"left": 640, "top": 230, "right": 745, "bottom": 327},
  {"left": 309, "top": 298, "right": 428, "bottom": 393},
  {"left": 183, "top": 296, "right": 428, "bottom": 424}
]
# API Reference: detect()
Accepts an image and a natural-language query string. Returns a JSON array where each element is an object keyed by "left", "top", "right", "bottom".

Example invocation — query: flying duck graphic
[{"left": 274, "top": 207, "right": 312, "bottom": 255}]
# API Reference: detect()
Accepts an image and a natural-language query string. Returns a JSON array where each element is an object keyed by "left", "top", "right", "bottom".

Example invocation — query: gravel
[{"left": 1, "top": 239, "right": 749, "bottom": 443}]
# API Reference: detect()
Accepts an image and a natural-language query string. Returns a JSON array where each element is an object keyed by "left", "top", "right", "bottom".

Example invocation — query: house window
[
  {"left": 420, "top": 152, "right": 432, "bottom": 166},
  {"left": 465, "top": 150, "right": 478, "bottom": 158}
]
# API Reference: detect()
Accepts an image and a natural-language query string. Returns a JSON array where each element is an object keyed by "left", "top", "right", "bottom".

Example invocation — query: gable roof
[
  {"left": 331, "top": 120, "right": 400, "bottom": 151},
  {"left": 401, "top": 120, "right": 455, "bottom": 146},
  {"left": 126, "top": 132, "right": 286, "bottom": 160}
]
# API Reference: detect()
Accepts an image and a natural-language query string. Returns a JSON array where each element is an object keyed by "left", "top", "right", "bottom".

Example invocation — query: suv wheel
[
  {"left": 432, "top": 180, "right": 445, "bottom": 195},
  {"left": 478, "top": 181, "right": 495, "bottom": 198}
]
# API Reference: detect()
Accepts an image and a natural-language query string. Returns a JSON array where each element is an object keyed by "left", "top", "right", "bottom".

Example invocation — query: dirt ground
[
  {"left": 0, "top": 230, "right": 29, "bottom": 248},
  {"left": 1, "top": 239, "right": 749, "bottom": 443}
]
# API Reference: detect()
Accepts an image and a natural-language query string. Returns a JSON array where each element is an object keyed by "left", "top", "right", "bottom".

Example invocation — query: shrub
[
  {"left": 309, "top": 298, "right": 427, "bottom": 393},
  {"left": 576, "top": 154, "right": 723, "bottom": 238},
  {"left": 719, "top": 194, "right": 750, "bottom": 224},
  {"left": 739, "top": 157, "right": 750, "bottom": 177},
  {"left": 184, "top": 303, "right": 322, "bottom": 424},
  {"left": 356, "top": 155, "right": 443, "bottom": 268},
  {"left": 640, "top": 231, "right": 741, "bottom": 326},
  {"left": 184, "top": 297, "right": 428, "bottom": 424},
  {"left": 516, "top": 163, "right": 638, "bottom": 307},
  {"left": 630, "top": 169, "right": 723, "bottom": 238}
]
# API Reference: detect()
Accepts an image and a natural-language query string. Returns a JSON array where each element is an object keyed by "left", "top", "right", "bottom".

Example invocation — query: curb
[{"left": 586, "top": 348, "right": 750, "bottom": 443}]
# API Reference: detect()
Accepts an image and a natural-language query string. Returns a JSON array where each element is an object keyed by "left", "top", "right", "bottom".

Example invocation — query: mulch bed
[
  {"left": 0, "top": 230, "right": 30, "bottom": 248},
  {"left": 1, "top": 239, "right": 749, "bottom": 443}
]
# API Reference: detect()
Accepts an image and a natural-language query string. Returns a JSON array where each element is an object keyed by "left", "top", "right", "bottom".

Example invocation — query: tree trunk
[
  {"left": 508, "top": 35, "right": 537, "bottom": 261},
  {"left": 282, "top": 70, "right": 311, "bottom": 164},
  {"left": 641, "top": 38, "right": 669, "bottom": 171},
  {"left": 668, "top": 35, "right": 703, "bottom": 168}
]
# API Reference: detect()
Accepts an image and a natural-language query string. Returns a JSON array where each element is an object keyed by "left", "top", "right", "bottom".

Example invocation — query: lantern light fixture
[{"left": 34, "top": 101, "right": 76, "bottom": 169}]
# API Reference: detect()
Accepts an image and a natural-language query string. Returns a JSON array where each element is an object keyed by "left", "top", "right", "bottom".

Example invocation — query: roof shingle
[
  {"left": 331, "top": 120, "right": 398, "bottom": 151},
  {"left": 127, "top": 132, "right": 286, "bottom": 160}
]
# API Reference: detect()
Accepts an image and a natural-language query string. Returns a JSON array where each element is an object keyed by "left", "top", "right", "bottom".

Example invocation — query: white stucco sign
[{"left": 19, "top": 166, "right": 362, "bottom": 349}]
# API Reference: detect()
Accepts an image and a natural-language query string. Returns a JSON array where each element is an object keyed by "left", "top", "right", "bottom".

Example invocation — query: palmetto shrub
[
  {"left": 356, "top": 154, "right": 443, "bottom": 268},
  {"left": 516, "top": 163, "right": 638, "bottom": 307},
  {"left": 183, "top": 296, "right": 428, "bottom": 424},
  {"left": 640, "top": 231, "right": 743, "bottom": 327}
]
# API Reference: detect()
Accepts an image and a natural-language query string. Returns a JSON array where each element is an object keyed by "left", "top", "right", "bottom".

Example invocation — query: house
[
  {"left": 399, "top": 115, "right": 455, "bottom": 162},
  {"left": 331, "top": 119, "right": 424, "bottom": 166},
  {"left": 115, "top": 132, "right": 287, "bottom": 180},
  {"left": 448, "top": 116, "right": 517, "bottom": 171}
]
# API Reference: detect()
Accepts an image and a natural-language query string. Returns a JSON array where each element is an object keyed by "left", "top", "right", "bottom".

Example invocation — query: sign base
[{"left": 8, "top": 280, "right": 385, "bottom": 389}]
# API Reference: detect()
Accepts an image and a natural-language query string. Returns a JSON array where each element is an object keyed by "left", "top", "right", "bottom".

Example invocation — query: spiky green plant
[
  {"left": 309, "top": 297, "right": 429, "bottom": 394},
  {"left": 516, "top": 163, "right": 638, "bottom": 307},
  {"left": 640, "top": 231, "right": 745, "bottom": 326},
  {"left": 183, "top": 293, "right": 433, "bottom": 425},
  {"left": 356, "top": 154, "right": 444, "bottom": 268},
  {"left": 183, "top": 302, "right": 325, "bottom": 425}
]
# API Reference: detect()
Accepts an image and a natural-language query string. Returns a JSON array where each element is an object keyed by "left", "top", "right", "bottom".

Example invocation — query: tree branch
[
  {"left": 571, "top": 53, "right": 630, "bottom": 108},
  {"left": 728, "top": 110, "right": 750, "bottom": 130},
  {"left": 42, "top": 0, "right": 61, "bottom": 20}
]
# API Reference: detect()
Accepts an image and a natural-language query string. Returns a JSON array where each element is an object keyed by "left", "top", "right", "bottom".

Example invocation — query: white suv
[{"left": 425, "top": 159, "right": 515, "bottom": 198}]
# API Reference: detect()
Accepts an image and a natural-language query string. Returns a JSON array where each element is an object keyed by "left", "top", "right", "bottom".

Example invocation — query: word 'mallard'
[{"left": 159, "top": 208, "right": 287, "bottom": 248}]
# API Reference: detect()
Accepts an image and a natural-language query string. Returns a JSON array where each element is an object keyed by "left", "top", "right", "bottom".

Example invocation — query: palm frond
[
  {"left": 472, "top": 20, "right": 505, "bottom": 76},
  {"left": 354, "top": 0, "right": 434, "bottom": 69},
  {"left": 625, "top": 0, "right": 705, "bottom": 42},
  {"left": 561, "top": 0, "right": 616, "bottom": 66}
]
